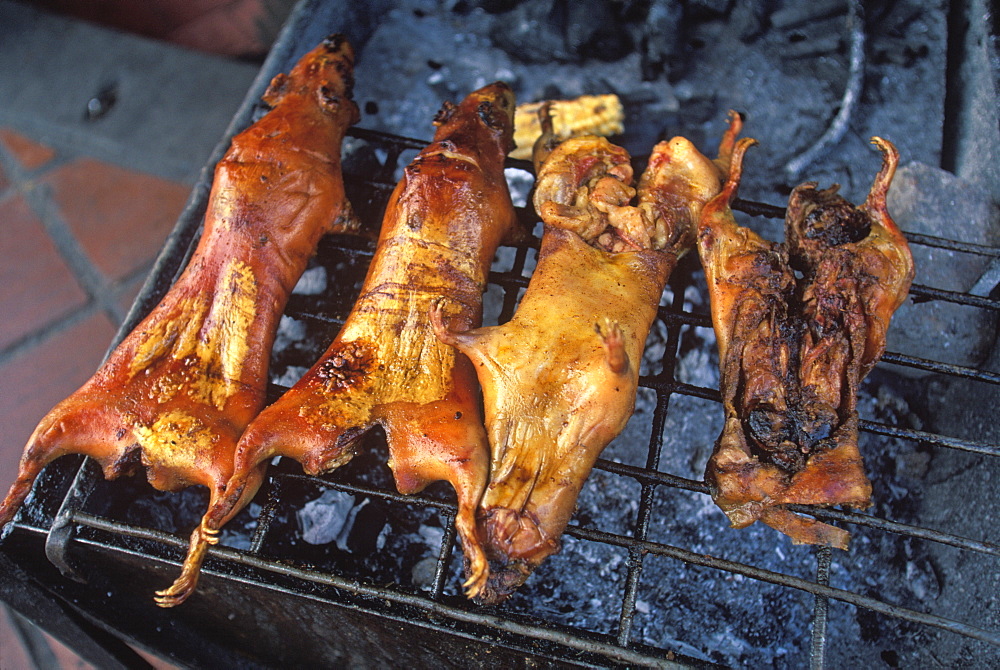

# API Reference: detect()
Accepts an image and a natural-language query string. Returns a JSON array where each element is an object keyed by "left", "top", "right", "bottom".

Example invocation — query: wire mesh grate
[{"left": 20, "top": 124, "right": 1000, "bottom": 667}]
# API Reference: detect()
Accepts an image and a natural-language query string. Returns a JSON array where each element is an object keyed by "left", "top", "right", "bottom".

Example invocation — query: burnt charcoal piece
[
  {"left": 0, "top": 36, "right": 361, "bottom": 608},
  {"left": 208, "top": 83, "right": 520, "bottom": 600},
  {"left": 698, "top": 136, "right": 915, "bottom": 549},
  {"left": 488, "top": 0, "right": 574, "bottom": 63},
  {"left": 561, "top": 0, "right": 632, "bottom": 60},
  {"left": 640, "top": 0, "right": 684, "bottom": 80},
  {"left": 466, "top": 0, "right": 521, "bottom": 13},
  {"left": 486, "top": 0, "right": 630, "bottom": 63}
]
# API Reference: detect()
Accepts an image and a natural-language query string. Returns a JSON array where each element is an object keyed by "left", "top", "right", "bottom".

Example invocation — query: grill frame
[{"left": 2, "top": 0, "right": 999, "bottom": 667}]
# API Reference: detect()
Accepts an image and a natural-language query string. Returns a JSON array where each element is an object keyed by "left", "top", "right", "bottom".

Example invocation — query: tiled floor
[
  {"left": 0, "top": 1, "right": 288, "bottom": 667},
  {"left": 0, "top": 132, "right": 190, "bottom": 460},
  {"left": 0, "top": 124, "right": 186, "bottom": 670}
]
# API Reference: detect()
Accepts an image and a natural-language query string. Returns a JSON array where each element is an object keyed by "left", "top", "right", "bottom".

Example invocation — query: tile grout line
[
  {"left": 0, "top": 300, "right": 105, "bottom": 367},
  {"left": 24, "top": 184, "right": 127, "bottom": 326},
  {"left": 0, "top": 139, "right": 62, "bottom": 670},
  {"left": 0, "top": 138, "right": 127, "bottom": 331}
]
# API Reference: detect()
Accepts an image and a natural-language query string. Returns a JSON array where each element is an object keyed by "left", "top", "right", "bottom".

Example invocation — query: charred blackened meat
[{"left": 698, "top": 137, "right": 914, "bottom": 549}]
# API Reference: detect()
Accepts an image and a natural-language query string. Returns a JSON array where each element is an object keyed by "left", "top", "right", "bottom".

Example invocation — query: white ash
[
  {"left": 272, "top": 314, "right": 307, "bottom": 353},
  {"left": 411, "top": 556, "right": 439, "bottom": 590},
  {"left": 218, "top": 503, "right": 262, "bottom": 551},
  {"left": 352, "top": 1, "right": 678, "bottom": 154},
  {"left": 271, "top": 365, "right": 309, "bottom": 389},
  {"left": 375, "top": 522, "right": 390, "bottom": 551},
  {"left": 885, "top": 162, "right": 999, "bottom": 375},
  {"left": 292, "top": 265, "right": 328, "bottom": 296},
  {"left": 418, "top": 523, "right": 445, "bottom": 549},
  {"left": 503, "top": 167, "right": 534, "bottom": 208},
  {"left": 297, "top": 489, "right": 370, "bottom": 550}
]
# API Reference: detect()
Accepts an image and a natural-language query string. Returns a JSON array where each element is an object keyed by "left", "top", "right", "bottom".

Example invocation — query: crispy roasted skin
[
  {"left": 0, "top": 35, "right": 360, "bottom": 607},
  {"left": 433, "top": 115, "right": 742, "bottom": 603},
  {"left": 698, "top": 137, "right": 914, "bottom": 549},
  {"left": 209, "top": 82, "right": 519, "bottom": 599}
]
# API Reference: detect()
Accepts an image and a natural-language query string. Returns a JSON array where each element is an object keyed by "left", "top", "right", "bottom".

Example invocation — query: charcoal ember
[
  {"left": 871, "top": 35, "right": 931, "bottom": 67},
  {"left": 886, "top": 162, "right": 999, "bottom": 374},
  {"left": 462, "top": 0, "right": 520, "bottom": 13},
  {"left": 903, "top": 555, "right": 940, "bottom": 601},
  {"left": 411, "top": 556, "right": 439, "bottom": 589},
  {"left": 484, "top": 0, "right": 633, "bottom": 62},
  {"left": 352, "top": 0, "right": 679, "bottom": 156},
  {"left": 340, "top": 136, "right": 383, "bottom": 178},
  {"left": 655, "top": 0, "right": 947, "bottom": 201},
  {"left": 269, "top": 313, "right": 326, "bottom": 386},
  {"left": 624, "top": 330, "right": 941, "bottom": 667},
  {"left": 486, "top": 0, "right": 575, "bottom": 63},
  {"left": 125, "top": 490, "right": 195, "bottom": 534},
  {"left": 769, "top": 0, "right": 846, "bottom": 30},
  {"left": 217, "top": 502, "right": 262, "bottom": 551},
  {"left": 856, "top": 382, "right": 927, "bottom": 521},
  {"left": 634, "top": 547, "right": 816, "bottom": 667},
  {"left": 918, "top": 338, "right": 1000, "bottom": 667},
  {"left": 495, "top": 535, "right": 630, "bottom": 636},
  {"left": 816, "top": 380, "right": 947, "bottom": 665},
  {"left": 638, "top": 0, "right": 683, "bottom": 79},
  {"left": 271, "top": 365, "right": 308, "bottom": 389},
  {"left": 560, "top": 0, "right": 632, "bottom": 60},
  {"left": 292, "top": 266, "right": 328, "bottom": 296},
  {"left": 503, "top": 166, "right": 535, "bottom": 207},
  {"left": 352, "top": 5, "right": 517, "bottom": 139},
  {"left": 685, "top": 0, "right": 734, "bottom": 20},
  {"left": 728, "top": 0, "right": 772, "bottom": 42},
  {"left": 271, "top": 316, "right": 308, "bottom": 372}
]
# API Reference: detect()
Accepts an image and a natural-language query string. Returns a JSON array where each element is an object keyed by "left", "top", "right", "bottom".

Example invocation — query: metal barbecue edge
[
  {"left": 4, "top": 0, "right": 1000, "bottom": 663},
  {"left": 20, "top": 125, "right": 1000, "bottom": 669}
]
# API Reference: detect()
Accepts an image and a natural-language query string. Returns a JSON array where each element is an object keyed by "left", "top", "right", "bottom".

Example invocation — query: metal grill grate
[
  {"left": 4, "top": 0, "right": 998, "bottom": 662},
  {"left": 16, "top": 122, "right": 998, "bottom": 667}
]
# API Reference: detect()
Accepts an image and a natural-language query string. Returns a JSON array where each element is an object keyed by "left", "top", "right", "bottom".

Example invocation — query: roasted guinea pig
[
  {"left": 205, "top": 82, "right": 519, "bottom": 598},
  {"left": 432, "top": 113, "right": 743, "bottom": 603},
  {"left": 0, "top": 35, "right": 360, "bottom": 607},
  {"left": 697, "top": 137, "right": 914, "bottom": 549}
]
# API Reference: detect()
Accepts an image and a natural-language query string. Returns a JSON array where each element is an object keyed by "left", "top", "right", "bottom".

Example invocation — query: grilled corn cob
[{"left": 512, "top": 94, "right": 624, "bottom": 161}]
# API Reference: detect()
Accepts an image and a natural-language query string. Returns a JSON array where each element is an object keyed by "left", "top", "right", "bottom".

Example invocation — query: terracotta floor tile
[
  {"left": 0, "top": 194, "right": 88, "bottom": 351},
  {"left": 45, "top": 629, "right": 97, "bottom": 670},
  {"left": 0, "top": 312, "right": 116, "bottom": 483},
  {"left": 33, "top": 0, "right": 283, "bottom": 58},
  {"left": 43, "top": 158, "right": 190, "bottom": 282},
  {"left": 0, "top": 128, "right": 58, "bottom": 172},
  {"left": 0, "top": 605, "right": 33, "bottom": 670}
]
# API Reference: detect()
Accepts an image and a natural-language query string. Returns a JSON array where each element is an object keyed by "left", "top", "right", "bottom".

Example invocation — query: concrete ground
[{"left": 0, "top": 1, "right": 282, "bottom": 666}]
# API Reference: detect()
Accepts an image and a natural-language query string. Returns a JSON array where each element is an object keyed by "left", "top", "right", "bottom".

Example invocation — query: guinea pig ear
[
  {"left": 433, "top": 100, "right": 458, "bottom": 127},
  {"left": 262, "top": 73, "right": 290, "bottom": 107}
]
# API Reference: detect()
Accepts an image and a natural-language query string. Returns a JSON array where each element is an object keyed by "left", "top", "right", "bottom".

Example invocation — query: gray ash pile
[
  {"left": 256, "top": 1, "right": 997, "bottom": 666},
  {"left": 100, "top": 0, "right": 997, "bottom": 666}
]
